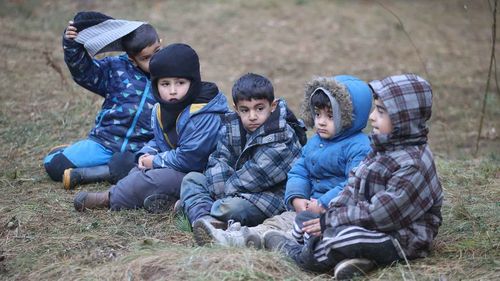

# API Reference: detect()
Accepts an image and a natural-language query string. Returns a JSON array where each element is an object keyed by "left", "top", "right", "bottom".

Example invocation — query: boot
[
  {"left": 143, "top": 194, "right": 177, "bottom": 214},
  {"left": 63, "top": 165, "right": 111, "bottom": 190},
  {"left": 333, "top": 259, "right": 375, "bottom": 280},
  {"left": 74, "top": 191, "right": 110, "bottom": 212}
]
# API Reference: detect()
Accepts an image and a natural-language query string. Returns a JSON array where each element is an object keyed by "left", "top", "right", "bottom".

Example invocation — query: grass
[{"left": 1, "top": 0, "right": 499, "bottom": 280}]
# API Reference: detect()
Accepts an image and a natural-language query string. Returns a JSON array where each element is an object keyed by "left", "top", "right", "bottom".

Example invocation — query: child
[
  {"left": 198, "top": 75, "right": 373, "bottom": 247},
  {"left": 264, "top": 74, "right": 444, "bottom": 280},
  {"left": 73, "top": 43, "right": 229, "bottom": 212},
  {"left": 179, "top": 73, "right": 303, "bottom": 246},
  {"left": 44, "top": 11, "right": 160, "bottom": 189}
]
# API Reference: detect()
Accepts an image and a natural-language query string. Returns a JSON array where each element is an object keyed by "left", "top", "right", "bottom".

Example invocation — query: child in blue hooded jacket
[
  {"left": 73, "top": 43, "right": 229, "bottom": 212},
  {"left": 197, "top": 75, "right": 372, "bottom": 247}
]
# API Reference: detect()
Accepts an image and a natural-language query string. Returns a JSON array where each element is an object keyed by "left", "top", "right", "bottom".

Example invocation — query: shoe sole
[
  {"left": 143, "top": 194, "right": 176, "bottom": 214},
  {"left": 63, "top": 168, "right": 73, "bottom": 190},
  {"left": 245, "top": 232, "right": 262, "bottom": 249},
  {"left": 74, "top": 192, "right": 88, "bottom": 212},
  {"left": 334, "top": 258, "right": 374, "bottom": 280},
  {"left": 193, "top": 220, "right": 215, "bottom": 246}
]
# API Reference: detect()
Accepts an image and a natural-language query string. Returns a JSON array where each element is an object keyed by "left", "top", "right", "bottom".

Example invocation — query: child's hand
[
  {"left": 302, "top": 218, "right": 322, "bottom": 237},
  {"left": 292, "top": 198, "right": 310, "bottom": 212},
  {"left": 306, "top": 198, "right": 326, "bottom": 214},
  {"left": 65, "top": 21, "right": 78, "bottom": 40},
  {"left": 138, "top": 154, "right": 154, "bottom": 170}
]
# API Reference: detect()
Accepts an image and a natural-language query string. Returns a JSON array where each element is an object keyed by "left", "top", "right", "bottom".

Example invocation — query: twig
[
  {"left": 43, "top": 49, "right": 68, "bottom": 88},
  {"left": 475, "top": 0, "right": 498, "bottom": 156},
  {"left": 376, "top": 1, "right": 430, "bottom": 79}
]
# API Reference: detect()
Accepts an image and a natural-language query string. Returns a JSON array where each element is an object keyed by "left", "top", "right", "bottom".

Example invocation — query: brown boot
[{"left": 74, "top": 191, "right": 110, "bottom": 212}]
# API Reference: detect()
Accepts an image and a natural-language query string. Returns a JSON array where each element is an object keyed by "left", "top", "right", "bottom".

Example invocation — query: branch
[{"left": 475, "top": 0, "right": 498, "bottom": 156}]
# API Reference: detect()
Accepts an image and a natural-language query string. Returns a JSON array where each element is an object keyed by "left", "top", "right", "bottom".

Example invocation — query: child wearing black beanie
[{"left": 74, "top": 43, "right": 230, "bottom": 212}]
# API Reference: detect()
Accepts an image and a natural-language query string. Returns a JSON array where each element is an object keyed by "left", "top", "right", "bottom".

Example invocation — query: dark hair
[
  {"left": 232, "top": 73, "right": 274, "bottom": 104},
  {"left": 310, "top": 89, "right": 331, "bottom": 110},
  {"left": 369, "top": 84, "right": 380, "bottom": 100},
  {"left": 122, "top": 23, "right": 159, "bottom": 56}
]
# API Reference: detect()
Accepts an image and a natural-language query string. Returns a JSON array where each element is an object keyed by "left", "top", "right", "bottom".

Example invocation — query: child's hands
[
  {"left": 65, "top": 21, "right": 78, "bottom": 40},
  {"left": 306, "top": 198, "right": 326, "bottom": 214},
  {"left": 138, "top": 154, "right": 154, "bottom": 170},
  {"left": 302, "top": 218, "right": 322, "bottom": 237},
  {"left": 292, "top": 198, "right": 310, "bottom": 212}
]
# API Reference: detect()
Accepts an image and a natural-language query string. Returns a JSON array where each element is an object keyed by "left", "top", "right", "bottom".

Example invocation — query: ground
[{"left": 0, "top": 0, "right": 499, "bottom": 280}]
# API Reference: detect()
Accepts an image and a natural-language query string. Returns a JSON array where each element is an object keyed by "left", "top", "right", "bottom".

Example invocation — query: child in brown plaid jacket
[{"left": 264, "top": 74, "right": 444, "bottom": 280}]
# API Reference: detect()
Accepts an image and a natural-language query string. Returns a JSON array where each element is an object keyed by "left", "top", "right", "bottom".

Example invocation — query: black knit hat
[
  {"left": 149, "top": 43, "right": 202, "bottom": 104},
  {"left": 72, "top": 11, "right": 113, "bottom": 31}
]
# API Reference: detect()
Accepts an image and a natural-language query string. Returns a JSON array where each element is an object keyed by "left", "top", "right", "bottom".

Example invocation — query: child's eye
[
  {"left": 257, "top": 107, "right": 264, "bottom": 111},
  {"left": 328, "top": 114, "right": 333, "bottom": 119}
]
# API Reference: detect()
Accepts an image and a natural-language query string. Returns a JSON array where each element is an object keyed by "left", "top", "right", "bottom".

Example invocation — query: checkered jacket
[
  {"left": 322, "top": 74, "right": 443, "bottom": 259},
  {"left": 205, "top": 99, "right": 302, "bottom": 217}
]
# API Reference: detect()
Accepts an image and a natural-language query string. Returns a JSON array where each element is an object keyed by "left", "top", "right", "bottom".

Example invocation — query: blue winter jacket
[
  {"left": 63, "top": 37, "right": 156, "bottom": 153},
  {"left": 138, "top": 82, "right": 229, "bottom": 173},
  {"left": 285, "top": 75, "right": 372, "bottom": 209}
]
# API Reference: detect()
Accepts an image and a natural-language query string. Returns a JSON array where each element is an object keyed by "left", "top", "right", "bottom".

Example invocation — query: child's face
[
  {"left": 314, "top": 107, "right": 336, "bottom": 139},
  {"left": 129, "top": 41, "right": 161, "bottom": 73},
  {"left": 234, "top": 98, "right": 277, "bottom": 132},
  {"left": 157, "top": 77, "right": 191, "bottom": 102},
  {"left": 369, "top": 98, "right": 393, "bottom": 134}
]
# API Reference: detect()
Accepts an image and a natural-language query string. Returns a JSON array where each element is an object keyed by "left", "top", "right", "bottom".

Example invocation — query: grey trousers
[{"left": 109, "top": 167, "right": 186, "bottom": 211}]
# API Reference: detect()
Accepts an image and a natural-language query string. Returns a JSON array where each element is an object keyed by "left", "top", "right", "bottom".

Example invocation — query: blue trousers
[
  {"left": 180, "top": 172, "right": 267, "bottom": 226},
  {"left": 43, "top": 139, "right": 113, "bottom": 181}
]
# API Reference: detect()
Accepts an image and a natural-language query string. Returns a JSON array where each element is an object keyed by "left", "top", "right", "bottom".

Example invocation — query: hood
[
  {"left": 301, "top": 75, "right": 372, "bottom": 141},
  {"left": 368, "top": 74, "right": 432, "bottom": 149}
]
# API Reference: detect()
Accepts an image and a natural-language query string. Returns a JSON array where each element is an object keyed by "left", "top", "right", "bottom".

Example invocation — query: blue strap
[{"left": 121, "top": 80, "right": 151, "bottom": 152}]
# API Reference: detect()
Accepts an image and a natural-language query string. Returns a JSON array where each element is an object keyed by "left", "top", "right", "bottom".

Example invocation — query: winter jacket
[
  {"left": 138, "top": 82, "right": 229, "bottom": 173},
  {"left": 285, "top": 75, "right": 372, "bottom": 209},
  {"left": 321, "top": 74, "right": 443, "bottom": 259},
  {"left": 205, "top": 99, "right": 302, "bottom": 217},
  {"left": 63, "top": 37, "right": 156, "bottom": 153}
]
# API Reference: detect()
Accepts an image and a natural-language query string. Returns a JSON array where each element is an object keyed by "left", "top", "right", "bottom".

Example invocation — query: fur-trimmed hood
[{"left": 300, "top": 75, "right": 372, "bottom": 141}]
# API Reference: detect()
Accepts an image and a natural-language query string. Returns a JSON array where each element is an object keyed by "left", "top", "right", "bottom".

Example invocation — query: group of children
[{"left": 43, "top": 11, "right": 444, "bottom": 280}]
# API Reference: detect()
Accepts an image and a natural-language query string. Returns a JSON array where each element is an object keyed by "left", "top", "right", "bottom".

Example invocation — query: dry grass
[{"left": 1, "top": 0, "right": 499, "bottom": 280}]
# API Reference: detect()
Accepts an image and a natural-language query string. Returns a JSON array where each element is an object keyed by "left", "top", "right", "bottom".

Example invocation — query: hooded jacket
[
  {"left": 322, "top": 74, "right": 443, "bottom": 259},
  {"left": 285, "top": 75, "right": 372, "bottom": 209},
  {"left": 205, "top": 99, "right": 302, "bottom": 217},
  {"left": 62, "top": 31, "right": 156, "bottom": 153},
  {"left": 137, "top": 82, "right": 229, "bottom": 172}
]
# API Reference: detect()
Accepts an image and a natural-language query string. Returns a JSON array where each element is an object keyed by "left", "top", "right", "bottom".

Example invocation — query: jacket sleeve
[
  {"left": 323, "top": 164, "right": 435, "bottom": 233},
  {"left": 137, "top": 139, "right": 160, "bottom": 156},
  {"left": 317, "top": 142, "right": 370, "bottom": 208},
  {"left": 223, "top": 140, "right": 299, "bottom": 196},
  {"left": 63, "top": 35, "right": 111, "bottom": 97},
  {"left": 284, "top": 148, "right": 312, "bottom": 210},
  {"left": 152, "top": 113, "right": 221, "bottom": 172}
]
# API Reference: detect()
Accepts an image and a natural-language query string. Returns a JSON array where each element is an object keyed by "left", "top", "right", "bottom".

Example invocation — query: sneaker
[
  {"left": 226, "top": 220, "right": 241, "bottom": 231},
  {"left": 143, "top": 194, "right": 176, "bottom": 214},
  {"left": 333, "top": 258, "right": 375, "bottom": 280},
  {"left": 244, "top": 230, "right": 263, "bottom": 249},
  {"left": 263, "top": 230, "right": 301, "bottom": 254},
  {"left": 192, "top": 217, "right": 244, "bottom": 247}
]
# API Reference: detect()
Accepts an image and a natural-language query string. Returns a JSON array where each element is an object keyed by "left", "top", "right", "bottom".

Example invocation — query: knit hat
[
  {"left": 149, "top": 43, "right": 202, "bottom": 104},
  {"left": 72, "top": 11, "right": 145, "bottom": 56},
  {"left": 149, "top": 43, "right": 203, "bottom": 142}
]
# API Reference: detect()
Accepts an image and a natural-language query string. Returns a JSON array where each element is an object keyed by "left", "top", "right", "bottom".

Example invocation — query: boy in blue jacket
[
  {"left": 73, "top": 43, "right": 229, "bottom": 212},
  {"left": 202, "top": 75, "right": 372, "bottom": 248},
  {"left": 179, "top": 73, "right": 303, "bottom": 246},
  {"left": 44, "top": 11, "right": 160, "bottom": 189}
]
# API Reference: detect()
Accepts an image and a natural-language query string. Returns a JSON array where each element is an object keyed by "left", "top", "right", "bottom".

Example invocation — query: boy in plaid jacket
[
  {"left": 179, "top": 73, "right": 303, "bottom": 246},
  {"left": 264, "top": 74, "right": 443, "bottom": 280}
]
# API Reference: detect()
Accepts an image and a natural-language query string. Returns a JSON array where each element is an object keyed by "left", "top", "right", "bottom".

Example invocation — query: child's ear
[
  {"left": 232, "top": 103, "right": 238, "bottom": 112},
  {"left": 128, "top": 57, "right": 137, "bottom": 66},
  {"left": 270, "top": 99, "right": 278, "bottom": 112},
  {"left": 159, "top": 38, "right": 163, "bottom": 44}
]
